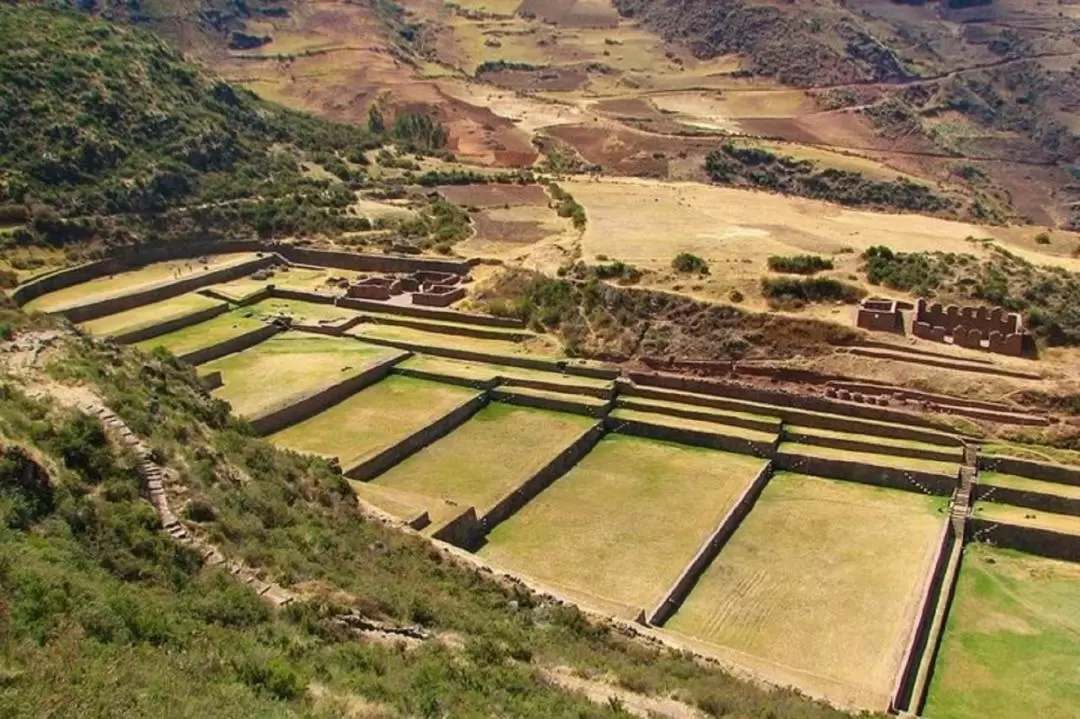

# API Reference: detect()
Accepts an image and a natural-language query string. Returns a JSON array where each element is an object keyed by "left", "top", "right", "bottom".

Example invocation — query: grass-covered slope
[
  {"left": 0, "top": 331, "right": 866, "bottom": 718},
  {"left": 0, "top": 5, "right": 378, "bottom": 246}
]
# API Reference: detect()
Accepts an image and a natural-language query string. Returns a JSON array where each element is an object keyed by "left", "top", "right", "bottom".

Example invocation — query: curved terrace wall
[{"left": 176, "top": 323, "right": 282, "bottom": 366}]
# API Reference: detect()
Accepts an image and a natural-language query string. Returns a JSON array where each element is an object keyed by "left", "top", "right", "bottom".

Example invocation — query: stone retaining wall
[
  {"left": 432, "top": 507, "right": 482, "bottom": 548},
  {"left": 337, "top": 296, "right": 525, "bottom": 329},
  {"left": 111, "top": 303, "right": 229, "bottom": 345},
  {"left": 11, "top": 239, "right": 268, "bottom": 306},
  {"left": 647, "top": 462, "right": 775, "bottom": 626},
  {"left": 360, "top": 314, "right": 534, "bottom": 342},
  {"left": 626, "top": 371, "right": 955, "bottom": 434},
  {"left": 844, "top": 347, "right": 1040, "bottom": 380},
  {"left": 889, "top": 519, "right": 958, "bottom": 713},
  {"left": 176, "top": 323, "right": 281, "bottom": 366},
  {"left": 978, "top": 455, "right": 1080, "bottom": 487},
  {"left": 828, "top": 381, "right": 1016, "bottom": 413},
  {"left": 615, "top": 397, "right": 779, "bottom": 435},
  {"left": 502, "top": 376, "right": 614, "bottom": 400},
  {"left": 413, "top": 286, "right": 467, "bottom": 307},
  {"left": 772, "top": 452, "right": 958, "bottom": 496},
  {"left": 248, "top": 353, "right": 408, "bottom": 435},
  {"left": 618, "top": 381, "right": 959, "bottom": 448},
  {"left": 473, "top": 424, "right": 607, "bottom": 549},
  {"left": 201, "top": 371, "right": 224, "bottom": 391},
  {"left": 608, "top": 416, "right": 777, "bottom": 458},
  {"left": 784, "top": 428, "right": 962, "bottom": 465},
  {"left": 973, "top": 484, "right": 1080, "bottom": 517},
  {"left": 490, "top": 389, "right": 611, "bottom": 418},
  {"left": 391, "top": 366, "right": 498, "bottom": 391},
  {"left": 345, "top": 393, "right": 489, "bottom": 481},
  {"left": 61, "top": 255, "right": 277, "bottom": 323},
  {"left": 278, "top": 246, "right": 472, "bottom": 275},
  {"left": 969, "top": 519, "right": 1080, "bottom": 562},
  {"left": 267, "top": 287, "right": 337, "bottom": 305}
]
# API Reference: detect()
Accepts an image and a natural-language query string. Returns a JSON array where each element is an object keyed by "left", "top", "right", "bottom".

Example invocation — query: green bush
[
  {"left": 760, "top": 276, "right": 866, "bottom": 307},
  {"left": 767, "top": 254, "right": 834, "bottom": 275},
  {"left": 672, "top": 252, "right": 710, "bottom": 274}
]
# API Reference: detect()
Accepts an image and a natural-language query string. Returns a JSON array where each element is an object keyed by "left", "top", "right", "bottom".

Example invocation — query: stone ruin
[
  {"left": 346, "top": 269, "right": 468, "bottom": 307},
  {"left": 855, "top": 296, "right": 1031, "bottom": 357},
  {"left": 856, "top": 298, "right": 904, "bottom": 334},
  {"left": 911, "top": 298, "right": 1029, "bottom": 357}
]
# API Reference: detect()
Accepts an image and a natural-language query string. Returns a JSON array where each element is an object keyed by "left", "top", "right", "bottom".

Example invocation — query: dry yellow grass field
[
  {"left": 563, "top": 177, "right": 1080, "bottom": 312},
  {"left": 478, "top": 435, "right": 769, "bottom": 619},
  {"left": 665, "top": 472, "right": 946, "bottom": 711}
]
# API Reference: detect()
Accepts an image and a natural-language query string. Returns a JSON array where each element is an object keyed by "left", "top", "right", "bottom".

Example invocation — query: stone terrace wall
[
  {"left": 784, "top": 428, "right": 963, "bottom": 465},
  {"left": 889, "top": 519, "right": 958, "bottom": 713},
  {"left": 648, "top": 462, "right": 775, "bottom": 626},
  {"left": 973, "top": 484, "right": 1080, "bottom": 517},
  {"left": 360, "top": 315, "right": 533, "bottom": 342},
  {"left": 491, "top": 389, "right": 611, "bottom": 418},
  {"left": 978, "top": 456, "right": 1080, "bottom": 487},
  {"left": 11, "top": 239, "right": 269, "bottom": 306},
  {"left": 969, "top": 520, "right": 1080, "bottom": 562},
  {"left": 471, "top": 424, "right": 607, "bottom": 550},
  {"left": 344, "top": 392, "right": 488, "bottom": 481},
  {"left": 618, "top": 380, "right": 960, "bottom": 448},
  {"left": 201, "top": 371, "right": 224, "bottom": 391},
  {"left": 608, "top": 415, "right": 777, "bottom": 458},
  {"left": 391, "top": 365, "right": 499, "bottom": 391},
  {"left": 857, "top": 299, "right": 903, "bottom": 334},
  {"left": 278, "top": 247, "right": 472, "bottom": 275},
  {"left": 615, "top": 397, "right": 779, "bottom": 435},
  {"left": 337, "top": 296, "right": 525, "bottom": 329},
  {"left": 176, "top": 323, "right": 281, "bottom": 366},
  {"left": 502, "top": 376, "right": 614, "bottom": 400},
  {"left": 431, "top": 507, "right": 482, "bottom": 548},
  {"left": 625, "top": 371, "right": 956, "bottom": 435},
  {"left": 912, "top": 298, "right": 1028, "bottom": 357},
  {"left": 413, "top": 286, "right": 467, "bottom": 307},
  {"left": 62, "top": 255, "right": 277, "bottom": 323},
  {"left": 111, "top": 303, "right": 228, "bottom": 345},
  {"left": 248, "top": 353, "right": 408, "bottom": 436},
  {"left": 828, "top": 381, "right": 1019, "bottom": 413},
  {"left": 268, "top": 287, "right": 337, "bottom": 305},
  {"left": 773, "top": 452, "right": 958, "bottom": 496}
]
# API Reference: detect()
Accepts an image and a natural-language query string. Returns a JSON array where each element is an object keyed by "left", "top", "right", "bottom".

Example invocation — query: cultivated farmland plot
[
  {"left": 24, "top": 253, "right": 257, "bottom": 312},
  {"left": 79, "top": 293, "right": 224, "bottom": 337},
  {"left": 268, "top": 376, "right": 478, "bottom": 469},
  {"left": 372, "top": 403, "right": 595, "bottom": 513},
  {"left": 665, "top": 472, "right": 947, "bottom": 710},
  {"left": 924, "top": 545, "right": 1080, "bottom": 719},
  {"left": 201, "top": 334, "right": 398, "bottom": 418},
  {"left": 135, "top": 309, "right": 266, "bottom": 357},
  {"left": 478, "top": 434, "right": 769, "bottom": 620}
]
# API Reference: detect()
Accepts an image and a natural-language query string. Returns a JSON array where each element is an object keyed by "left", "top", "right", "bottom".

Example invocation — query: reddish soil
[
  {"left": 546, "top": 123, "right": 726, "bottom": 176},
  {"left": 439, "top": 184, "right": 549, "bottom": 208},
  {"left": 518, "top": 0, "right": 619, "bottom": 28},
  {"left": 471, "top": 213, "right": 550, "bottom": 244},
  {"left": 593, "top": 97, "right": 659, "bottom": 118},
  {"left": 479, "top": 67, "right": 590, "bottom": 92}
]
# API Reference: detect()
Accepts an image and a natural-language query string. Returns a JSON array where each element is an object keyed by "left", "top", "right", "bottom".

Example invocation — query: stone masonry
[{"left": 911, "top": 298, "right": 1029, "bottom": 356}]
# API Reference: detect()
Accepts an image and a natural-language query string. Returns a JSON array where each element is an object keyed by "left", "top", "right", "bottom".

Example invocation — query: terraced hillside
[{"left": 13, "top": 245, "right": 1080, "bottom": 716}]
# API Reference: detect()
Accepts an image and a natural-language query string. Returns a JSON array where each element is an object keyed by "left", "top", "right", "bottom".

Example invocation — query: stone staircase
[
  {"left": 81, "top": 399, "right": 297, "bottom": 608},
  {"left": 951, "top": 445, "right": 978, "bottom": 533}
]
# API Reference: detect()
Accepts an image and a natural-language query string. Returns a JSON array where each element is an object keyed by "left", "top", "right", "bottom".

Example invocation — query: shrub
[
  {"left": 767, "top": 254, "right": 834, "bottom": 275},
  {"left": 672, "top": 253, "right": 709, "bottom": 274},
  {"left": 760, "top": 276, "right": 866, "bottom": 307},
  {"left": 1035, "top": 232, "right": 1051, "bottom": 245}
]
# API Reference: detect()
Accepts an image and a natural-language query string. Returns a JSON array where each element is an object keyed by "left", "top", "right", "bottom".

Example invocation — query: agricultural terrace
[
  {"left": 134, "top": 308, "right": 265, "bottom": 357},
  {"left": 609, "top": 407, "right": 778, "bottom": 444},
  {"left": 778, "top": 441, "right": 960, "bottom": 476},
  {"left": 395, "top": 354, "right": 612, "bottom": 390},
  {"left": 372, "top": 403, "right": 594, "bottom": 512},
  {"left": 348, "top": 322, "right": 561, "bottom": 358},
  {"left": 478, "top": 435, "right": 769, "bottom": 619},
  {"left": 977, "top": 471, "right": 1080, "bottom": 502},
  {"left": 971, "top": 503, "right": 1080, "bottom": 538},
  {"left": 200, "top": 334, "right": 398, "bottom": 418},
  {"left": 243, "top": 298, "right": 358, "bottom": 326},
  {"left": 924, "top": 545, "right": 1080, "bottom": 719},
  {"left": 208, "top": 266, "right": 352, "bottom": 299},
  {"left": 268, "top": 376, "right": 477, "bottom": 469},
  {"left": 23, "top": 253, "right": 257, "bottom": 312},
  {"left": 78, "top": 293, "right": 223, "bottom": 337},
  {"left": 666, "top": 472, "right": 946, "bottom": 710}
]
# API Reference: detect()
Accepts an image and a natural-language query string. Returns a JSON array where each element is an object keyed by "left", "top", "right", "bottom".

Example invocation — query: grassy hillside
[
  {"left": 0, "top": 328, "right": 867, "bottom": 718},
  {"left": 0, "top": 5, "right": 459, "bottom": 250}
]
